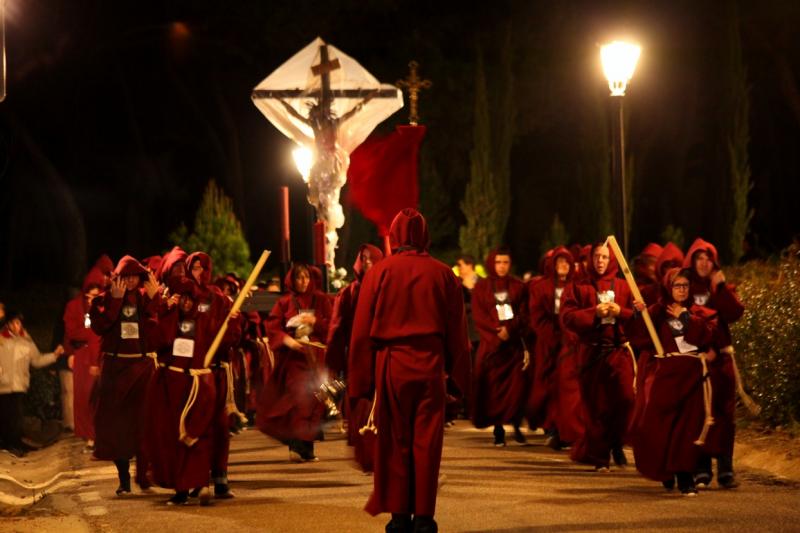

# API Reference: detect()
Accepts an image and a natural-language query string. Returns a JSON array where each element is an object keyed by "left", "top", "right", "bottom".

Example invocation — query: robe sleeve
[
  {"left": 265, "top": 299, "right": 289, "bottom": 351},
  {"left": 63, "top": 298, "right": 89, "bottom": 350},
  {"left": 471, "top": 282, "right": 501, "bottom": 348},
  {"left": 528, "top": 284, "right": 554, "bottom": 340},
  {"left": 90, "top": 294, "right": 123, "bottom": 336},
  {"left": 713, "top": 283, "right": 745, "bottom": 323},
  {"left": 312, "top": 292, "right": 333, "bottom": 341},
  {"left": 348, "top": 268, "right": 382, "bottom": 400},
  {"left": 326, "top": 287, "right": 354, "bottom": 374},
  {"left": 560, "top": 284, "right": 597, "bottom": 335},
  {"left": 443, "top": 273, "right": 471, "bottom": 397}
]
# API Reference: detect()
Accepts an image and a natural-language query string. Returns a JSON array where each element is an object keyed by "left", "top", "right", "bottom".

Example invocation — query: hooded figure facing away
[{"left": 349, "top": 208, "right": 470, "bottom": 533}]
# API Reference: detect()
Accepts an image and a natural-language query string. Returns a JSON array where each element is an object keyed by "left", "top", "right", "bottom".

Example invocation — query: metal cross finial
[{"left": 396, "top": 61, "right": 432, "bottom": 126}]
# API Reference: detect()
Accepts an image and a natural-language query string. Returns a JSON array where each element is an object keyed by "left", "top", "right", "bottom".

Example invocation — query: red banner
[{"left": 347, "top": 125, "right": 426, "bottom": 236}]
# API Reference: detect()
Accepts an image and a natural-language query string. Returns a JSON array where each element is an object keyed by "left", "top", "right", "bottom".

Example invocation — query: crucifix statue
[{"left": 252, "top": 38, "right": 403, "bottom": 273}]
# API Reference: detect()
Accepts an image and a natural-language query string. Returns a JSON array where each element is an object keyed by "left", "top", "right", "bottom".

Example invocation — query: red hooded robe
[
  {"left": 470, "top": 248, "right": 531, "bottom": 429},
  {"left": 257, "top": 265, "right": 332, "bottom": 442},
  {"left": 559, "top": 243, "right": 637, "bottom": 468},
  {"left": 348, "top": 208, "right": 470, "bottom": 517}
]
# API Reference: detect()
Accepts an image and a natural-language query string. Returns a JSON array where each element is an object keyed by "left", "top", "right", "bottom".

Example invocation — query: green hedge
[{"left": 731, "top": 256, "right": 800, "bottom": 429}]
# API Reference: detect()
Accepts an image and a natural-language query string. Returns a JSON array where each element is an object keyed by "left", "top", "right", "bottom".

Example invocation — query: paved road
[{"left": 4, "top": 424, "right": 800, "bottom": 532}]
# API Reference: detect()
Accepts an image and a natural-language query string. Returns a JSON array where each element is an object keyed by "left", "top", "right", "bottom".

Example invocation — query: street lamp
[{"left": 601, "top": 41, "right": 640, "bottom": 257}]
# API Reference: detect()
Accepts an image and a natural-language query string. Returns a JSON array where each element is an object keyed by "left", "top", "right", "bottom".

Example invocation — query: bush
[{"left": 730, "top": 256, "right": 800, "bottom": 428}]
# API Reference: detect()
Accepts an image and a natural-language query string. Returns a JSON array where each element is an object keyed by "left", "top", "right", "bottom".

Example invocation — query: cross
[
  {"left": 252, "top": 43, "right": 398, "bottom": 117},
  {"left": 396, "top": 61, "right": 432, "bottom": 126}
]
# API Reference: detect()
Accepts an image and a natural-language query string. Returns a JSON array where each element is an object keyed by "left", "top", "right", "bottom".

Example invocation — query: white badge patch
[
  {"left": 554, "top": 287, "right": 564, "bottom": 315},
  {"left": 675, "top": 335, "right": 698, "bottom": 354},
  {"left": 84, "top": 313, "right": 92, "bottom": 329},
  {"left": 198, "top": 302, "right": 210, "bottom": 313},
  {"left": 172, "top": 338, "right": 195, "bottom": 358},
  {"left": 693, "top": 292, "right": 710, "bottom": 306},
  {"left": 494, "top": 291, "right": 514, "bottom": 321},
  {"left": 120, "top": 322, "right": 139, "bottom": 340},
  {"left": 597, "top": 290, "right": 616, "bottom": 324},
  {"left": 667, "top": 318, "right": 684, "bottom": 333}
]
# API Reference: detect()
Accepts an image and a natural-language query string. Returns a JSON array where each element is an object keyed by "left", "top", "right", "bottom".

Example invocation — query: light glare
[
  {"left": 292, "top": 146, "right": 313, "bottom": 182},
  {"left": 601, "top": 41, "right": 641, "bottom": 96}
]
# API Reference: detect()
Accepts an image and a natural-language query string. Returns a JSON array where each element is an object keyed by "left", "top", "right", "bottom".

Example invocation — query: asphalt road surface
[{"left": 4, "top": 424, "right": 800, "bottom": 532}]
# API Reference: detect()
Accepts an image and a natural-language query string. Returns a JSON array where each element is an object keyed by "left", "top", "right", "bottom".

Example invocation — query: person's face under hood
[
  {"left": 353, "top": 244, "right": 384, "bottom": 280},
  {"left": 588, "top": 244, "right": 619, "bottom": 280},
  {"left": 693, "top": 251, "right": 715, "bottom": 279},
  {"left": 389, "top": 208, "right": 430, "bottom": 251},
  {"left": 293, "top": 267, "right": 311, "bottom": 294},
  {"left": 187, "top": 252, "right": 213, "bottom": 286}
]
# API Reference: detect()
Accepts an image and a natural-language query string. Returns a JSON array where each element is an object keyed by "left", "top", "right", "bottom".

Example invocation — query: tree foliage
[
  {"left": 540, "top": 214, "right": 570, "bottom": 257},
  {"left": 169, "top": 180, "right": 252, "bottom": 277},
  {"left": 725, "top": 4, "right": 754, "bottom": 264}
]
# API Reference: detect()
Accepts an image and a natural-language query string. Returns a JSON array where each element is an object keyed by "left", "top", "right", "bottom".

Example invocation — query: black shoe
[
  {"left": 694, "top": 472, "right": 712, "bottom": 489},
  {"left": 116, "top": 476, "right": 132, "bottom": 496},
  {"left": 386, "top": 514, "right": 412, "bottom": 533},
  {"left": 677, "top": 472, "right": 697, "bottom": 496},
  {"left": 214, "top": 483, "right": 235, "bottom": 499},
  {"left": 718, "top": 472, "right": 739, "bottom": 489},
  {"left": 513, "top": 426, "right": 526, "bottom": 445},
  {"left": 493, "top": 425, "right": 506, "bottom": 447},
  {"left": 662, "top": 477, "right": 675, "bottom": 491},
  {"left": 5, "top": 447, "right": 27, "bottom": 458},
  {"left": 413, "top": 516, "right": 438, "bottom": 533},
  {"left": 167, "top": 492, "right": 189, "bottom": 506},
  {"left": 612, "top": 447, "right": 628, "bottom": 467},
  {"left": 188, "top": 487, "right": 202, "bottom": 498}
]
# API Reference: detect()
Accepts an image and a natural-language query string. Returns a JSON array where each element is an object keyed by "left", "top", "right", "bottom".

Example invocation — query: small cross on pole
[{"left": 396, "top": 61, "right": 432, "bottom": 126}]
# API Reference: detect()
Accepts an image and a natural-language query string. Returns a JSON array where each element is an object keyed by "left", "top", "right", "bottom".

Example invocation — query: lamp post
[{"left": 601, "top": 41, "right": 640, "bottom": 258}]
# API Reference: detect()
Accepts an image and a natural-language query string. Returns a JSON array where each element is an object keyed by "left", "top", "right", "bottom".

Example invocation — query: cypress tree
[{"left": 170, "top": 180, "right": 252, "bottom": 277}]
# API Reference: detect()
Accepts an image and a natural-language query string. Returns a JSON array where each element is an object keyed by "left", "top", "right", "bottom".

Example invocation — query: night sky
[{"left": 1, "top": 0, "right": 799, "bottom": 289}]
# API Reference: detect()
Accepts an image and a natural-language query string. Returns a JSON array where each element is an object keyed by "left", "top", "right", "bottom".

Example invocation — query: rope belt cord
[
  {"left": 663, "top": 351, "right": 715, "bottom": 446},
  {"left": 214, "top": 361, "right": 248, "bottom": 425},
  {"left": 723, "top": 345, "right": 762, "bottom": 416},
  {"left": 105, "top": 352, "right": 159, "bottom": 369},
  {"left": 165, "top": 365, "right": 212, "bottom": 447},
  {"left": 623, "top": 342, "right": 638, "bottom": 395},
  {"left": 359, "top": 391, "right": 378, "bottom": 436}
]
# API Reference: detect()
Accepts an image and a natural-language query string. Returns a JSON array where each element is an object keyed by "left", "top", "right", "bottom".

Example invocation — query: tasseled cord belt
[
  {"left": 162, "top": 365, "right": 212, "bottom": 447},
  {"left": 655, "top": 351, "right": 714, "bottom": 446}
]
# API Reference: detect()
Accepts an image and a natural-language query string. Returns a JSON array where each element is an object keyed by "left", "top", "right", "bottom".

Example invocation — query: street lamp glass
[
  {"left": 601, "top": 41, "right": 641, "bottom": 96},
  {"left": 292, "top": 146, "right": 313, "bottom": 183}
]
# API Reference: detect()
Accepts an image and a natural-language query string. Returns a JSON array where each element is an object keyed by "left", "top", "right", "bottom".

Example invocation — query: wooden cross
[
  {"left": 252, "top": 43, "right": 398, "bottom": 116},
  {"left": 396, "top": 61, "right": 432, "bottom": 126}
]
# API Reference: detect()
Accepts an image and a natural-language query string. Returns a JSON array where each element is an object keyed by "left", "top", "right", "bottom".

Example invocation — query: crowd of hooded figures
[{"left": 0, "top": 207, "right": 745, "bottom": 533}]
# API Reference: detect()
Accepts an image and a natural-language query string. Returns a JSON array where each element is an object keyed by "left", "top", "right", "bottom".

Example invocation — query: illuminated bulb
[
  {"left": 601, "top": 41, "right": 641, "bottom": 96},
  {"left": 292, "top": 146, "right": 313, "bottom": 183}
]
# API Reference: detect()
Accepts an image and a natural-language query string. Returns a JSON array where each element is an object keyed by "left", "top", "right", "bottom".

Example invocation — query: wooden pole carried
[
  {"left": 604, "top": 235, "right": 664, "bottom": 356},
  {"left": 203, "top": 250, "right": 271, "bottom": 368}
]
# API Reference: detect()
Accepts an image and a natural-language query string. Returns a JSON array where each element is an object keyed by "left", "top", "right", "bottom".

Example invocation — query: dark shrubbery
[{"left": 731, "top": 256, "right": 800, "bottom": 429}]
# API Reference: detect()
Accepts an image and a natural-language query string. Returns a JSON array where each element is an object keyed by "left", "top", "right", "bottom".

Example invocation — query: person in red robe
[
  {"left": 326, "top": 243, "right": 384, "bottom": 472},
  {"left": 349, "top": 208, "right": 470, "bottom": 533},
  {"left": 640, "top": 242, "right": 684, "bottom": 305},
  {"left": 633, "top": 243, "right": 663, "bottom": 293},
  {"left": 470, "top": 247, "right": 531, "bottom": 447},
  {"left": 147, "top": 271, "right": 239, "bottom": 505},
  {"left": 527, "top": 246, "right": 575, "bottom": 449},
  {"left": 257, "top": 263, "right": 332, "bottom": 462},
  {"left": 90, "top": 256, "right": 160, "bottom": 495},
  {"left": 63, "top": 266, "right": 105, "bottom": 451},
  {"left": 186, "top": 253, "right": 241, "bottom": 499},
  {"left": 560, "top": 243, "right": 638, "bottom": 471},
  {"left": 683, "top": 238, "right": 744, "bottom": 489},
  {"left": 630, "top": 267, "right": 718, "bottom": 496}
]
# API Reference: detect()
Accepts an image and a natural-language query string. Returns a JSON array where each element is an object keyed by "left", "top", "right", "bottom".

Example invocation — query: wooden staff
[
  {"left": 604, "top": 235, "right": 664, "bottom": 355},
  {"left": 203, "top": 250, "right": 271, "bottom": 368}
]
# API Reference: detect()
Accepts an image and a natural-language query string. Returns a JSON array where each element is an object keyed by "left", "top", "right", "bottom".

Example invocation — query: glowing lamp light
[
  {"left": 292, "top": 146, "right": 313, "bottom": 183},
  {"left": 601, "top": 41, "right": 641, "bottom": 96}
]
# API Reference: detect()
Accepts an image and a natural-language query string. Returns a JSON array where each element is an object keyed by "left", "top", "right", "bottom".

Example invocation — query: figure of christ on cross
[{"left": 252, "top": 43, "right": 398, "bottom": 270}]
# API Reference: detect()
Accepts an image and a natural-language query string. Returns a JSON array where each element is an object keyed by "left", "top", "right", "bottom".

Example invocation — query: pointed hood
[
  {"left": 484, "top": 247, "right": 514, "bottom": 279},
  {"left": 186, "top": 252, "right": 213, "bottom": 287},
  {"left": 113, "top": 256, "right": 148, "bottom": 278},
  {"left": 142, "top": 255, "right": 163, "bottom": 274},
  {"left": 547, "top": 246, "right": 575, "bottom": 282},
  {"left": 93, "top": 254, "right": 114, "bottom": 276},
  {"left": 353, "top": 243, "right": 384, "bottom": 281},
  {"left": 656, "top": 242, "right": 685, "bottom": 280},
  {"left": 283, "top": 264, "right": 317, "bottom": 295},
  {"left": 389, "top": 208, "right": 430, "bottom": 252},
  {"left": 81, "top": 266, "right": 106, "bottom": 293},
  {"left": 683, "top": 238, "right": 720, "bottom": 270},
  {"left": 158, "top": 246, "right": 188, "bottom": 282},
  {"left": 641, "top": 242, "right": 664, "bottom": 259},
  {"left": 586, "top": 242, "right": 619, "bottom": 282}
]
